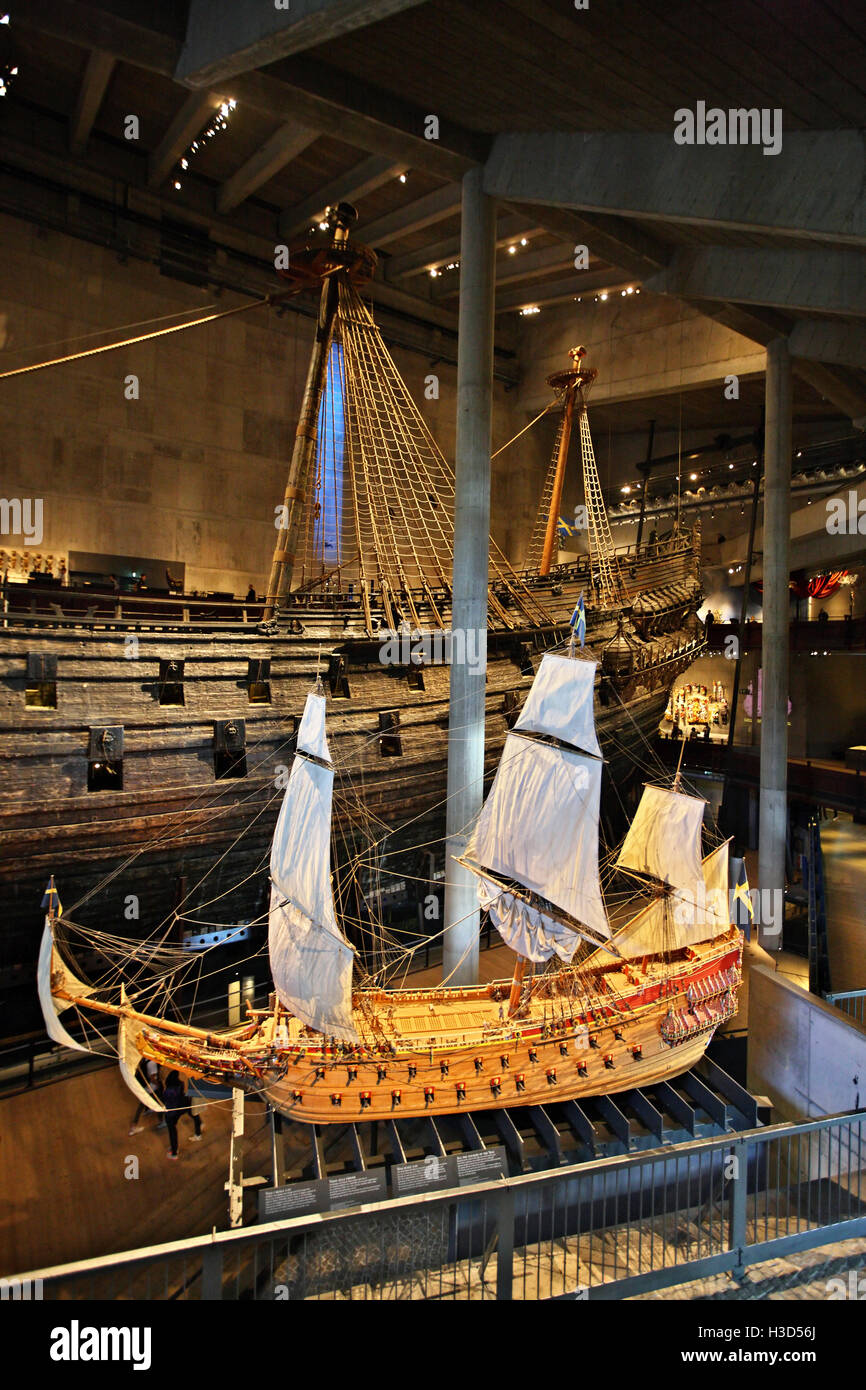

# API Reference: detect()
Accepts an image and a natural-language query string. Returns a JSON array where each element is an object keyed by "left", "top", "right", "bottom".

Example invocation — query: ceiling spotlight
[
  {"left": 626, "top": 286, "right": 634, "bottom": 294},
  {"left": 399, "top": 173, "right": 407, "bottom": 183},
  {"left": 689, "top": 472, "right": 698, "bottom": 481},
  {"left": 621, "top": 485, "right": 631, "bottom": 495},
  {"left": 599, "top": 292, "right": 608, "bottom": 301},
  {"left": 318, "top": 221, "right": 329, "bottom": 231},
  {"left": 728, "top": 463, "right": 734, "bottom": 469},
  {"left": 174, "top": 180, "right": 182, "bottom": 190},
  {"left": 508, "top": 245, "right": 517, "bottom": 254},
  {"left": 520, "top": 237, "right": 528, "bottom": 246}
]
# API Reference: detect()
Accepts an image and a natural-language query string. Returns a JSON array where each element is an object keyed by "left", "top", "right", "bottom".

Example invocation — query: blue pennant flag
[
  {"left": 570, "top": 593, "right": 586, "bottom": 648},
  {"left": 41, "top": 875, "right": 63, "bottom": 917}
]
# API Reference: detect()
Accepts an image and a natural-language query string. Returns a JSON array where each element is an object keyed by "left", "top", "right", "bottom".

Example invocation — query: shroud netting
[
  {"left": 296, "top": 280, "right": 552, "bottom": 633},
  {"left": 524, "top": 372, "right": 627, "bottom": 606}
]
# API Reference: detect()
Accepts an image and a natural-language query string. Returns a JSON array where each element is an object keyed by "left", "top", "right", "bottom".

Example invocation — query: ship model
[
  {"left": 2, "top": 203, "right": 705, "bottom": 1036},
  {"left": 39, "top": 647, "right": 743, "bottom": 1122}
]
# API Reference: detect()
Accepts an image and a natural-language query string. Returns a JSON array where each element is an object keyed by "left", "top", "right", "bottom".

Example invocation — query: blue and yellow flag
[
  {"left": 41, "top": 875, "right": 62, "bottom": 917},
  {"left": 570, "top": 593, "right": 586, "bottom": 648}
]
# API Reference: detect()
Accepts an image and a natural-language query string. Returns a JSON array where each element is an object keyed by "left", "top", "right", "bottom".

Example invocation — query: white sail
[
  {"left": 296, "top": 687, "right": 330, "bottom": 760},
  {"left": 611, "top": 842, "right": 732, "bottom": 959},
  {"left": 615, "top": 783, "right": 704, "bottom": 890},
  {"left": 678, "top": 834, "right": 733, "bottom": 934},
  {"left": 513, "top": 653, "right": 601, "bottom": 758},
  {"left": 466, "top": 732, "right": 610, "bottom": 943},
  {"left": 268, "top": 692, "right": 358, "bottom": 1042},
  {"left": 118, "top": 985, "right": 165, "bottom": 1112},
  {"left": 37, "top": 919, "right": 95, "bottom": 1054},
  {"left": 475, "top": 877, "right": 596, "bottom": 963},
  {"left": 607, "top": 895, "right": 671, "bottom": 960}
]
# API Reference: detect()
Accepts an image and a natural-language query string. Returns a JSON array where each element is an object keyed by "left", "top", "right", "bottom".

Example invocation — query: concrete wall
[
  {"left": 748, "top": 963, "right": 866, "bottom": 1120},
  {"left": 515, "top": 289, "right": 763, "bottom": 417},
  {"left": 0, "top": 214, "right": 523, "bottom": 595}
]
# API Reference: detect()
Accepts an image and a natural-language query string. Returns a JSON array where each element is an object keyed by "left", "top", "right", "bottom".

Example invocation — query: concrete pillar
[
  {"left": 442, "top": 168, "right": 496, "bottom": 986},
  {"left": 758, "top": 337, "right": 792, "bottom": 949}
]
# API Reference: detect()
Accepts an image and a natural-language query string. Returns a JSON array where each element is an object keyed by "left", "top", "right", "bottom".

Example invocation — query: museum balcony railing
[
  {"left": 4, "top": 1107, "right": 866, "bottom": 1302},
  {"left": 825, "top": 990, "right": 866, "bottom": 1028},
  {"left": 705, "top": 617, "right": 866, "bottom": 654},
  {"left": 656, "top": 738, "right": 866, "bottom": 820}
]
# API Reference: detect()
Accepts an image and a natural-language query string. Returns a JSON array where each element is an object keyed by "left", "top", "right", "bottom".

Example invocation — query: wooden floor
[{"left": 0, "top": 1066, "right": 278, "bottom": 1278}]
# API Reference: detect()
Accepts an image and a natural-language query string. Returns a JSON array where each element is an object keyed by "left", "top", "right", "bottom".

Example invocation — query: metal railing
[
  {"left": 825, "top": 991, "right": 866, "bottom": 1029},
  {"left": 7, "top": 1109, "right": 866, "bottom": 1302}
]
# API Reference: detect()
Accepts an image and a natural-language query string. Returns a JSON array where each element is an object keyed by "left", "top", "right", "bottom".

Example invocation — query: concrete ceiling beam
[
  {"left": 647, "top": 247, "right": 866, "bottom": 319},
  {"left": 495, "top": 268, "right": 621, "bottom": 315},
  {"left": 148, "top": 91, "right": 225, "bottom": 190},
  {"left": 486, "top": 131, "right": 866, "bottom": 248},
  {"left": 14, "top": 1, "right": 486, "bottom": 183},
  {"left": 500, "top": 200, "right": 668, "bottom": 281},
  {"left": 359, "top": 183, "right": 462, "bottom": 248},
  {"left": 385, "top": 216, "right": 543, "bottom": 279},
  {"left": 176, "top": 0, "right": 429, "bottom": 86},
  {"left": 279, "top": 156, "right": 406, "bottom": 239},
  {"left": 789, "top": 319, "right": 866, "bottom": 370},
  {"left": 217, "top": 122, "right": 319, "bottom": 214},
  {"left": 69, "top": 49, "right": 115, "bottom": 157}
]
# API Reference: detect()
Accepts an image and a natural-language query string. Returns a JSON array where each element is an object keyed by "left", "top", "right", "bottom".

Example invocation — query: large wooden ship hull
[
  {"left": 0, "top": 537, "right": 703, "bottom": 1033},
  {"left": 127, "top": 928, "right": 742, "bottom": 1122}
]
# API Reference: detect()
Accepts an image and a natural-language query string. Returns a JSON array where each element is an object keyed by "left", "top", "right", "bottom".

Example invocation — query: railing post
[
  {"left": 727, "top": 1137, "right": 749, "bottom": 1282},
  {"left": 495, "top": 1185, "right": 515, "bottom": 1301},
  {"left": 201, "top": 1243, "right": 224, "bottom": 1300}
]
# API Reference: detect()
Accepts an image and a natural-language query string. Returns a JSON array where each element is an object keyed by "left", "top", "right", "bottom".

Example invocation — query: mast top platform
[
  {"left": 276, "top": 201, "right": 377, "bottom": 295},
  {"left": 547, "top": 345, "right": 598, "bottom": 395}
]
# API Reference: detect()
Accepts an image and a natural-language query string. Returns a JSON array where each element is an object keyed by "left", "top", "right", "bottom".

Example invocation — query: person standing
[
  {"left": 128, "top": 1057, "right": 163, "bottom": 1135},
  {"left": 162, "top": 1070, "right": 203, "bottom": 1160}
]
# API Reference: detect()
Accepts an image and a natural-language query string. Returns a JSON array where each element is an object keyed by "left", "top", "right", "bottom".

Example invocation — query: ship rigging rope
[
  {"left": 59, "top": 694, "right": 530, "bottom": 996},
  {"left": 490, "top": 396, "right": 564, "bottom": 460},
  {"left": 0, "top": 295, "right": 280, "bottom": 380},
  {"left": 57, "top": 626, "right": 712, "bottom": 1011},
  {"left": 296, "top": 280, "right": 552, "bottom": 631}
]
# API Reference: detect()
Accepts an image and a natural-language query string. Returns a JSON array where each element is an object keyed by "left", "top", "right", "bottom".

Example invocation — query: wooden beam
[
  {"left": 148, "top": 90, "right": 224, "bottom": 190},
  {"left": 176, "top": 0, "right": 429, "bottom": 86},
  {"left": 360, "top": 183, "right": 462, "bottom": 248},
  {"left": 279, "top": 155, "right": 405, "bottom": 239},
  {"left": 69, "top": 49, "right": 115, "bottom": 157},
  {"left": 217, "top": 122, "right": 318, "bottom": 214}
]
